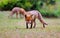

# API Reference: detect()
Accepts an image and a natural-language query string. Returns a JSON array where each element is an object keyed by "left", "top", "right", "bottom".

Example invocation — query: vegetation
[{"left": 0, "top": 0, "right": 60, "bottom": 18}]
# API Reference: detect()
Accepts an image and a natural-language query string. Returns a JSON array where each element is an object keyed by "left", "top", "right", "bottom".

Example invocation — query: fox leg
[
  {"left": 33, "top": 21, "right": 36, "bottom": 28},
  {"left": 16, "top": 11, "right": 22, "bottom": 19},
  {"left": 43, "top": 24, "right": 45, "bottom": 28},
  {"left": 33, "top": 16, "right": 36, "bottom": 28},
  {"left": 30, "top": 21, "right": 33, "bottom": 29},
  {"left": 19, "top": 13, "right": 23, "bottom": 18},
  {"left": 16, "top": 13, "right": 18, "bottom": 19},
  {"left": 26, "top": 22, "right": 28, "bottom": 29}
]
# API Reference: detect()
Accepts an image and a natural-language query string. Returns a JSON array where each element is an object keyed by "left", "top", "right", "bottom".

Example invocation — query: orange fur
[
  {"left": 25, "top": 13, "right": 36, "bottom": 29},
  {"left": 25, "top": 10, "right": 48, "bottom": 28}
]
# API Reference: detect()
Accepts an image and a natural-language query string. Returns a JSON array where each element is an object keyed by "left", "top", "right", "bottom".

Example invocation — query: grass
[{"left": 0, "top": 11, "right": 60, "bottom": 38}]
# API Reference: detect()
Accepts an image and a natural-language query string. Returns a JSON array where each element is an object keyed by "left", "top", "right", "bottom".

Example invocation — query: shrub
[
  {"left": 0, "top": 0, "right": 33, "bottom": 10},
  {"left": 39, "top": 9, "right": 60, "bottom": 18}
]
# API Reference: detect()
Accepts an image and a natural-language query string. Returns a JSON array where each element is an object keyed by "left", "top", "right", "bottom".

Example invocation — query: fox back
[
  {"left": 27, "top": 10, "right": 48, "bottom": 26},
  {"left": 27, "top": 10, "right": 39, "bottom": 18}
]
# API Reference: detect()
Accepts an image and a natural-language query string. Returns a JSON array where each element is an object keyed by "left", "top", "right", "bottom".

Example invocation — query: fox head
[{"left": 25, "top": 14, "right": 33, "bottom": 21}]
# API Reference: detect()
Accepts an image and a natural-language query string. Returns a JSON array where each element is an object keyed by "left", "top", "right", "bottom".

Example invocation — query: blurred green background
[{"left": 0, "top": 0, "right": 60, "bottom": 18}]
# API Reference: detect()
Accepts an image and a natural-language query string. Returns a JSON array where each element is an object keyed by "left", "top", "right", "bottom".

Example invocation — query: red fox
[
  {"left": 25, "top": 10, "right": 48, "bottom": 29},
  {"left": 8, "top": 7, "right": 26, "bottom": 18}
]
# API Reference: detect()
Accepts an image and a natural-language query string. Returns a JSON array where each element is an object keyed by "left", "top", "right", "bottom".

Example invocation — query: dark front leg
[
  {"left": 30, "top": 22, "right": 33, "bottom": 29},
  {"left": 33, "top": 21, "right": 36, "bottom": 28},
  {"left": 26, "top": 22, "right": 28, "bottom": 29}
]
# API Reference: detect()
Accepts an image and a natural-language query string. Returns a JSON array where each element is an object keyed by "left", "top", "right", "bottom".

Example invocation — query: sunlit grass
[{"left": 0, "top": 11, "right": 60, "bottom": 38}]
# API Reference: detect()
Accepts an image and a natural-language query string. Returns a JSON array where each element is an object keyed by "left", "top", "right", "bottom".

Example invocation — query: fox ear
[{"left": 25, "top": 14, "right": 27, "bottom": 18}]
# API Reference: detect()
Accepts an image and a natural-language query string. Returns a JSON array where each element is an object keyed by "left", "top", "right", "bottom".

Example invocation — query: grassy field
[{"left": 0, "top": 11, "right": 60, "bottom": 38}]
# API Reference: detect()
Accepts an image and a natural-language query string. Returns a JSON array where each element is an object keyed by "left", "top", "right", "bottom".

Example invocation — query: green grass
[{"left": 0, "top": 11, "right": 60, "bottom": 38}]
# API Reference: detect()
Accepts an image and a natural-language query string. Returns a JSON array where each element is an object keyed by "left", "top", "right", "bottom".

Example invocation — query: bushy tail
[{"left": 38, "top": 12, "right": 48, "bottom": 25}]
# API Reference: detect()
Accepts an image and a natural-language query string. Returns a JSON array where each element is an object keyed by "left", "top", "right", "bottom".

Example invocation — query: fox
[
  {"left": 25, "top": 10, "right": 48, "bottom": 29},
  {"left": 25, "top": 13, "right": 36, "bottom": 29},
  {"left": 8, "top": 7, "right": 26, "bottom": 18}
]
